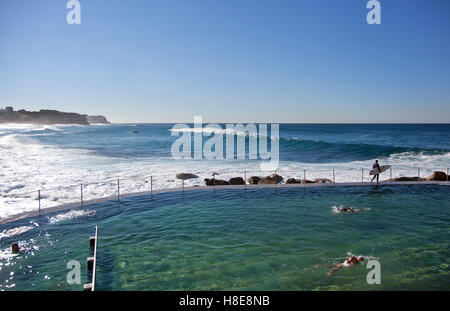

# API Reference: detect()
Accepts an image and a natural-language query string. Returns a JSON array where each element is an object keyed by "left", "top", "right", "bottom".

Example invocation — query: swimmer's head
[{"left": 11, "top": 242, "right": 20, "bottom": 252}]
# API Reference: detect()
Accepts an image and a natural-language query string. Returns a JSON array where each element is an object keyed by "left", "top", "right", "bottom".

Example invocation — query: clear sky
[{"left": 1, "top": 0, "right": 449, "bottom": 123}]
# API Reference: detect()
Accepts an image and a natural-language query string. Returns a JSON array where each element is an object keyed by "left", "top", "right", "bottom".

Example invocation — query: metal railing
[{"left": 0, "top": 166, "right": 448, "bottom": 221}]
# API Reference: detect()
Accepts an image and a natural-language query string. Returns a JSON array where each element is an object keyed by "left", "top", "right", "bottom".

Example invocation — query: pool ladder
[{"left": 84, "top": 226, "right": 98, "bottom": 291}]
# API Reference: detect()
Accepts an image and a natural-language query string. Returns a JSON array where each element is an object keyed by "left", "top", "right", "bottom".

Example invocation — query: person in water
[
  {"left": 338, "top": 207, "right": 355, "bottom": 213},
  {"left": 315, "top": 256, "right": 365, "bottom": 276},
  {"left": 10, "top": 242, "right": 29, "bottom": 254},
  {"left": 335, "top": 206, "right": 365, "bottom": 213},
  {"left": 371, "top": 159, "right": 381, "bottom": 183},
  {"left": 11, "top": 242, "right": 21, "bottom": 253}
]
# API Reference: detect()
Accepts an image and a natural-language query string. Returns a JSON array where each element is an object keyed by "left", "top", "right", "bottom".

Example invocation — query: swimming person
[
  {"left": 371, "top": 159, "right": 381, "bottom": 183},
  {"left": 315, "top": 255, "right": 365, "bottom": 276},
  {"left": 337, "top": 207, "right": 361, "bottom": 213},
  {"left": 10, "top": 242, "right": 30, "bottom": 254},
  {"left": 11, "top": 242, "right": 21, "bottom": 253},
  {"left": 332, "top": 206, "right": 366, "bottom": 213},
  {"left": 337, "top": 207, "right": 355, "bottom": 213}
]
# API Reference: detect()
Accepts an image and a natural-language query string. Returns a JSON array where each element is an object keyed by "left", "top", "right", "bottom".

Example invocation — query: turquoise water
[{"left": 1, "top": 185, "right": 449, "bottom": 291}]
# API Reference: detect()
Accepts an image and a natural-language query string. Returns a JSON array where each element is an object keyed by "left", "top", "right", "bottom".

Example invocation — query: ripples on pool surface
[{"left": 1, "top": 185, "right": 449, "bottom": 291}]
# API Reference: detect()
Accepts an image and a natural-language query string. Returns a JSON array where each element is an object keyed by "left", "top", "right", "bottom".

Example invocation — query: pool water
[{"left": 1, "top": 185, "right": 449, "bottom": 291}]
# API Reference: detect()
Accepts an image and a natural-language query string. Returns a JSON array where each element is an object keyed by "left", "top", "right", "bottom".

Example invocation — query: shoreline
[{"left": 1, "top": 180, "right": 449, "bottom": 226}]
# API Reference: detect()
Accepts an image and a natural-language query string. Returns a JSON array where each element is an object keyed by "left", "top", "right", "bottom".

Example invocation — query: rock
[
  {"left": 260, "top": 173, "right": 284, "bottom": 184},
  {"left": 176, "top": 173, "right": 199, "bottom": 180},
  {"left": 285, "top": 178, "right": 301, "bottom": 184},
  {"left": 229, "top": 177, "right": 245, "bottom": 185},
  {"left": 387, "top": 177, "right": 426, "bottom": 182},
  {"left": 426, "top": 171, "right": 448, "bottom": 181},
  {"left": 284, "top": 177, "right": 316, "bottom": 184},
  {"left": 314, "top": 178, "right": 332, "bottom": 184},
  {"left": 87, "top": 115, "right": 110, "bottom": 124},
  {"left": 247, "top": 176, "right": 261, "bottom": 184},
  {"left": 259, "top": 179, "right": 277, "bottom": 184},
  {"left": 204, "top": 178, "right": 230, "bottom": 186}
]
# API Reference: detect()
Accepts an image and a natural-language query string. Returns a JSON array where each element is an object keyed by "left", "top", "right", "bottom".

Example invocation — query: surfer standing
[{"left": 371, "top": 160, "right": 381, "bottom": 183}]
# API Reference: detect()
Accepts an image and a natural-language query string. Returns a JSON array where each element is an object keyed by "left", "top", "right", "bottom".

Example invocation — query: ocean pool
[{"left": 1, "top": 185, "right": 449, "bottom": 291}]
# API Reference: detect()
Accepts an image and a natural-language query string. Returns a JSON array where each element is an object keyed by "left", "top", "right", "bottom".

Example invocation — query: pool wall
[{"left": 1, "top": 181, "right": 449, "bottom": 225}]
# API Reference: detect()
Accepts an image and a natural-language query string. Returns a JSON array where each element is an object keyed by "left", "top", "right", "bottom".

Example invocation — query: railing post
[
  {"left": 244, "top": 171, "right": 247, "bottom": 189},
  {"left": 81, "top": 184, "right": 84, "bottom": 206},
  {"left": 333, "top": 169, "right": 335, "bottom": 184},
  {"left": 361, "top": 168, "right": 364, "bottom": 183},
  {"left": 117, "top": 179, "right": 120, "bottom": 201},
  {"left": 38, "top": 190, "right": 41, "bottom": 217}
]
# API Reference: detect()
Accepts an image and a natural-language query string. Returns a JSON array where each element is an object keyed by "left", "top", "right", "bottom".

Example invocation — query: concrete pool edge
[{"left": 1, "top": 181, "right": 449, "bottom": 225}]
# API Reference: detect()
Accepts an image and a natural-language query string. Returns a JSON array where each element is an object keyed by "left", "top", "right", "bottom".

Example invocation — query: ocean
[{"left": 0, "top": 123, "right": 449, "bottom": 220}]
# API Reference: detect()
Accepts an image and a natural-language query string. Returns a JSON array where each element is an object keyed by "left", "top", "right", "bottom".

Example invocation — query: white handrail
[{"left": 92, "top": 225, "right": 98, "bottom": 291}]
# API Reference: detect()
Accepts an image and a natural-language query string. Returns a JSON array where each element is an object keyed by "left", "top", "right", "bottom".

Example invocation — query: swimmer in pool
[
  {"left": 10, "top": 242, "right": 30, "bottom": 254},
  {"left": 11, "top": 242, "right": 21, "bottom": 253},
  {"left": 315, "top": 255, "right": 365, "bottom": 275},
  {"left": 338, "top": 207, "right": 355, "bottom": 213},
  {"left": 335, "top": 207, "right": 364, "bottom": 213},
  {"left": 327, "top": 256, "right": 364, "bottom": 276}
]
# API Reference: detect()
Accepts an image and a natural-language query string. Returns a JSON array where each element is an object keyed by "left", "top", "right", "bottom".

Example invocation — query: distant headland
[{"left": 0, "top": 107, "right": 109, "bottom": 125}]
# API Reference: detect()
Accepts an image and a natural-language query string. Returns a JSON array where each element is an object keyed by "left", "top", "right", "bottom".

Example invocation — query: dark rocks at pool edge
[
  {"left": 201, "top": 171, "right": 448, "bottom": 186},
  {"left": 387, "top": 177, "right": 426, "bottom": 182},
  {"left": 247, "top": 176, "right": 261, "bottom": 184},
  {"left": 259, "top": 173, "right": 284, "bottom": 184},
  {"left": 387, "top": 171, "right": 448, "bottom": 182},
  {"left": 229, "top": 177, "right": 245, "bottom": 185},
  {"left": 204, "top": 178, "right": 230, "bottom": 186},
  {"left": 426, "top": 171, "right": 448, "bottom": 181}
]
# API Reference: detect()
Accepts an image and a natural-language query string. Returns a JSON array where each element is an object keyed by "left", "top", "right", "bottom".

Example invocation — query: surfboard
[{"left": 369, "top": 165, "right": 391, "bottom": 175}]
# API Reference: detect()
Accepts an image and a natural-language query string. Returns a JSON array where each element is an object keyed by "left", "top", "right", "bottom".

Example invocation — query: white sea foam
[
  {"left": 0, "top": 126, "right": 448, "bottom": 221},
  {"left": 0, "top": 225, "right": 35, "bottom": 240},
  {"left": 169, "top": 126, "right": 279, "bottom": 140},
  {"left": 48, "top": 209, "right": 96, "bottom": 224}
]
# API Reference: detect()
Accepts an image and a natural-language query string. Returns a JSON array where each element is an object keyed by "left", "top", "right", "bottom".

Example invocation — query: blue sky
[{"left": 1, "top": 0, "right": 449, "bottom": 123}]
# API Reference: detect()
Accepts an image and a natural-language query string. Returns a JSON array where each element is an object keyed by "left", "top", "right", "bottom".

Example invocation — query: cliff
[
  {"left": 87, "top": 115, "right": 109, "bottom": 124},
  {"left": 0, "top": 107, "right": 110, "bottom": 125}
]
